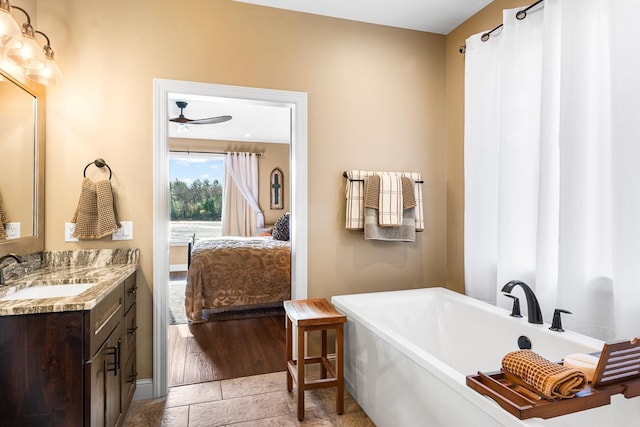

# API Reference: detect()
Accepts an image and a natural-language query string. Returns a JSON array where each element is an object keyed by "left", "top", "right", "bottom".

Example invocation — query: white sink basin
[{"left": 0, "top": 283, "right": 96, "bottom": 301}]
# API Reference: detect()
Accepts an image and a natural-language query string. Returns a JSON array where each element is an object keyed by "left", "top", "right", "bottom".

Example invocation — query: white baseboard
[{"left": 133, "top": 378, "right": 154, "bottom": 401}]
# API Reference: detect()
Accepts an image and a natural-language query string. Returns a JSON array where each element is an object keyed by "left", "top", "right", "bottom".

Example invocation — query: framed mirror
[{"left": 0, "top": 68, "right": 45, "bottom": 256}]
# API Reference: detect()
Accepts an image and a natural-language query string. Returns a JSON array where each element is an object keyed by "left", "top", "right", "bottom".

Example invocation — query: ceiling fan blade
[
  {"left": 187, "top": 115, "right": 233, "bottom": 125},
  {"left": 169, "top": 115, "right": 191, "bottom": 124}
]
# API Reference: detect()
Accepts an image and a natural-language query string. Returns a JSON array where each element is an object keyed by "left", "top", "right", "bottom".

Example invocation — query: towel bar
[{"left": 342, "top": 171, "right": 423, "bottom": 184}]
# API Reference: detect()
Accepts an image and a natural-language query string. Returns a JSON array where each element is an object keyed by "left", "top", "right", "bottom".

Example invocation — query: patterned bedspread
[{"left": 185, "top": 237, "right": 291, "bottom": 323}]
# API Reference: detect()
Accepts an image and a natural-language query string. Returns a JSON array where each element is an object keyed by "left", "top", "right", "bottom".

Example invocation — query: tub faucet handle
[
  {"left": 503, "top": 294, "right": 522, "bottom": 318},
  {"left": 549, "top": 309, "right": 572, "bottom": 332}
]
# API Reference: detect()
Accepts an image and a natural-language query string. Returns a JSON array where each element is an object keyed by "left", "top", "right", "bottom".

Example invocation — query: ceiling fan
[{"left": 169, "top": 101, "right": 232, "bottom": 125}]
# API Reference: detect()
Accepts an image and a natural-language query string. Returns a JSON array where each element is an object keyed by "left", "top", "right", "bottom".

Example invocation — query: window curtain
[
  {"left": 222, "top": 152, "right": 264, "bottom": 237},
  {"left": 464, "top": 0, "right": 640, "bottom": 342}
]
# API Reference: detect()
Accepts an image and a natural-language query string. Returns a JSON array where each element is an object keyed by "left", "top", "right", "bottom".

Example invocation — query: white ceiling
[
  {"left": 169, "top": 1, "right": 494, "bottom": 143},
  {"left": 233, "top": 0, "right": 494, "bottom": 34},
  {"left": 168, "top": 94, "right": 291, "bottom": 144}
]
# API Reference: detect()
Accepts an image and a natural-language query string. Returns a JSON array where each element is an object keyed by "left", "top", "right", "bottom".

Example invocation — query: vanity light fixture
[
  {"left": 0, "top": 1, "right": 62, "bottom": 85},
  {"left": 25, "top": 31, "right": 61, "bottom": 85},
  {"left": 4, "top": 5, "right": 45, "bottom": 70},
  {"left": 0, "top": 0, "right": 21, "bottom": 52}
]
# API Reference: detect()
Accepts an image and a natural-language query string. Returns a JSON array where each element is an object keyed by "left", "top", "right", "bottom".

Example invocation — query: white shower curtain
[
  {"left": 464, "top": 0, "right": 640, "bottom": 341},
  {"left": 222, "top": 152, "right": 264, "bottom": 237}
]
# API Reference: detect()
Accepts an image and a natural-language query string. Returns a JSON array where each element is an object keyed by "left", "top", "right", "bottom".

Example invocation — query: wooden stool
[{"left": 284, "top": 298, "right": 347, "bottom": 421}]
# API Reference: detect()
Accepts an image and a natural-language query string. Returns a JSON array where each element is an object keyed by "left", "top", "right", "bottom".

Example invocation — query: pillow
[{"left": 272, "top": 212, "right": 290, "bottom": 241}]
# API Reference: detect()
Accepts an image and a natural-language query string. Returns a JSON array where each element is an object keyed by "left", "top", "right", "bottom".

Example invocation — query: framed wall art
[{"left": 270, "top": 168, "right": 284, "bottom": 210}]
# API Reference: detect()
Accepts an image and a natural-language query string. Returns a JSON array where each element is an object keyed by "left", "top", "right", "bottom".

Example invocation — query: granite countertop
[{"left": 0, "top": 249, "right": 138, "bottom": 316}]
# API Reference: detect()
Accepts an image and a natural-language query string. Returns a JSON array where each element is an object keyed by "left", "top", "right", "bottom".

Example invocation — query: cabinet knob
[
  {"left": 128, "top": 326, "right": 137, "bottom": 336},
  {"left": 127, "top": 286, "right": 137, "bottom": 295}
]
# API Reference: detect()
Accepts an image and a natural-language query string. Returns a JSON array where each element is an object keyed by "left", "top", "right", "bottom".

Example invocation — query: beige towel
[
  {"left": 502, "top": 350, "right": 587, "bottom": 399},
  {"left": 401, "top": 177, "right": 416, "bottom": 209},
  {"left": 71, "top": 178, "right": 120, "bottom": 239},
  {"left": 364, "top": 175, "right": 380, "bottom": 209},
  {"left": 0, "top": 193, "right": 7, "bottom": 240},
  {"left": 366, "top": 175, "right": 416, "bottom": 210}
]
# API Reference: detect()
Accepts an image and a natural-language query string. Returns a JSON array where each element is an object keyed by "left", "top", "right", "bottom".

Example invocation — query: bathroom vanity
[{"left": 0, "top": 251, "right": 138, "bottom": 427}]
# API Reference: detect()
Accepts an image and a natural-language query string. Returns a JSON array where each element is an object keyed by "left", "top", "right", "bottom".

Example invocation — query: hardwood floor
[{"left": 169, "top": 314, "right": 286, "bottom": 387}]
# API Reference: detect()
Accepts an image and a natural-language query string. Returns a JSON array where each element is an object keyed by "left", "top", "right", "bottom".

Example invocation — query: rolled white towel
[{"left": 563, "top": 353, "right": 600, "bottom": 382}]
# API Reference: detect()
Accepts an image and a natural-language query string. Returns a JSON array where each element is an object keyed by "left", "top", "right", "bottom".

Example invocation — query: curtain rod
[
  {"left": 458, "top": 0, "right": 544, "bottom": 54},
  {"left": 170, "top": 150, "right": 263, "bottom": 157}
]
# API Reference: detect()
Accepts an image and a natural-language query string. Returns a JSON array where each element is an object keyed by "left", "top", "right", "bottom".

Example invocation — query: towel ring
[{"left": 83, "top": 158, "right": 112, "bottom": 180}]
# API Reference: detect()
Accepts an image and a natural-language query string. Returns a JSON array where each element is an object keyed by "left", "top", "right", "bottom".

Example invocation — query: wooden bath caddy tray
[{"left": 466, "top": 338, "right": 640, "bottom": 420}]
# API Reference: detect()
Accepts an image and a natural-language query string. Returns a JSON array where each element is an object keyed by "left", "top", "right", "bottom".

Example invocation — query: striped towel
[
  {"left": 345, "top": 170, "right": 370, "bottom": 230},
  {"left": 365, "top": 175, "right": 417, "bottom": 211},
  {"left": 403, "top": 172, "right": 424, "bottom": 231},
  {"left": 376, "top": 172, "right": 403, "bottom": 226}
]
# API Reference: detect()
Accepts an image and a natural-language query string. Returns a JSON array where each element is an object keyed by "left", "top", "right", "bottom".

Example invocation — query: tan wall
[
  {"left": 169, "top": 138, "right": 291, "bottom": 226},
  {"left": 39, "top": 0, "right": 447, "bottom": 380},
  {"left": 445, "top": 0, "right": 534, "bottom": 294},
  {"left": 168, "top": 243, "right": 187, "bottom": 267}
]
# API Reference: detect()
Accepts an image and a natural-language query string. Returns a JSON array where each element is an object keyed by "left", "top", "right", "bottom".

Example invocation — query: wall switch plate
[
  {"left": 112, "top": 221, "right": 133, "bottom": 241},
  {"left": 4, "top": 222, "right": 20, "bottom": 239},
  {"left": 65, "top": 222, "right": 79, "bottom": 242}
]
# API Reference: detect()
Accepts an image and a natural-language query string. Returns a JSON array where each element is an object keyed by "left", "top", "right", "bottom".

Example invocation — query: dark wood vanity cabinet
[{"left": 0, "top": 272, "right": 137, "bottom": 427}]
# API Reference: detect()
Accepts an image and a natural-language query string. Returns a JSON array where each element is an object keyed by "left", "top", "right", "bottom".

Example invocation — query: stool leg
[
  {"left": 336, "top": 324, "right": 344, "bottom": 415},
  {"left": 321, "top": 329, "right": 327, "bottom": 379},
  {"left": 286, "top": 316, "right": 293, "bottom": 392},
  {"left": 297, "top": 326, "right": 305, "bottom": 421}
]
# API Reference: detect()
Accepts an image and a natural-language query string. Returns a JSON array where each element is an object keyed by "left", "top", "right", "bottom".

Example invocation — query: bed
[{"left": 185, "top": 236, "right": 291, "bottom": 323}]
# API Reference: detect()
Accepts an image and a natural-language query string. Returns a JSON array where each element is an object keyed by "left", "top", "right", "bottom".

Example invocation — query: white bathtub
[{"left": 331, "top": 287, "right": 640, "bottom": 427}]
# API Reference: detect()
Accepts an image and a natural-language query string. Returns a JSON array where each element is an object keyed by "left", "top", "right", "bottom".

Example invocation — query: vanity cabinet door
[
  {"left": 0, "top": 311, "right": 84, "bottom": 426},
  {"left": 86, "top": 322, "right": 123, "bottom": 427},
  {"left": 121, "top": 300, "right": 137, "bottom": 416}
]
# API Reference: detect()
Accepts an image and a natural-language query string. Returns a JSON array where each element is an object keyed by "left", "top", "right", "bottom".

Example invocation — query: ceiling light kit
[{"left": 0, "top": 0, "right": 62, "bottom": 85}]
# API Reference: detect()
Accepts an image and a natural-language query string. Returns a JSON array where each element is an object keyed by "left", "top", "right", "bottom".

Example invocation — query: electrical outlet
[
  {"left": 65, "top": 222, "right": 79, "bottom": 242},
  {"left": 4, "top": 222, "right": 20, "bottom": 239},
  {"left": 112, "top": 221, "right": 133, "bottom": 241}
]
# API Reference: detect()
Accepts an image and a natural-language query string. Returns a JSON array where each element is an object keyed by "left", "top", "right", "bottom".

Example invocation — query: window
[{"left": 169, "top": 152, "right": 225, "bottom": 242}]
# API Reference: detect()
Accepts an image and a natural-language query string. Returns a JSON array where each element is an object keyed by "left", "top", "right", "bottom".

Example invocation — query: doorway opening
[{"left": 152, "top": 79, "right": 308, "bottom": 397}]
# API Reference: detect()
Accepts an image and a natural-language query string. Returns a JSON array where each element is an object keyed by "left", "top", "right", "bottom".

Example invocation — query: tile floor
[{"left": 123, "top": 371, "right": 375, "bottom": 426}]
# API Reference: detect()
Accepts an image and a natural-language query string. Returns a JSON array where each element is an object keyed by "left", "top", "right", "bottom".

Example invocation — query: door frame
[{"left": 152, "top": 79, "right": 308, "bottom": 397}]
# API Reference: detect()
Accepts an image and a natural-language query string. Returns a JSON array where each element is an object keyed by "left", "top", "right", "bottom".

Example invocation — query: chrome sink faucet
[
  {"left": 501, "top": 280, "right": 543, "bottom": 324},
  {"left": 0, "top": 254, "right": 25, "bottom": 285}
]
